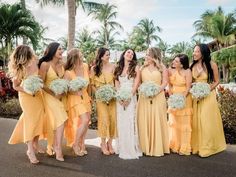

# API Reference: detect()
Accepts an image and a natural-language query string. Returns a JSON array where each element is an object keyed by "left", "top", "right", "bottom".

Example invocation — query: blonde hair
[
  {"left": 65, "top": 48, "right": 82, "bottom": 70},
  {"left": 8, "top": 45, "right": 34, "bottom": 80},
  {"left": 147, "top": 47, "right": 164, "bottom": 72}
]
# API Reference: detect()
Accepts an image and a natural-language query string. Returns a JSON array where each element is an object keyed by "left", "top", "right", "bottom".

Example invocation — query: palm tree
[
  {"left": 168, "top": 42, "right": 193, "bottom": 58},
  {"left": 156, "top": 39, "right": 169, "bottom": 59},
  {"left": 136, "top": 18, "right": 162, "bottom": 48},
  {"left": 0, "top": 3, "right": 43, "bottom": 57},
  {"left": 128, "top": 27, "right": 146, "bottom": 51},
  {"left": 36, "top": 0, "right": 102, "bottom": 50},
  {"left": 88, "top": 2, "right": 123, "bottom": 47},
  {"left": 96, "top": 27, "right": 119, "bottom": 49}
]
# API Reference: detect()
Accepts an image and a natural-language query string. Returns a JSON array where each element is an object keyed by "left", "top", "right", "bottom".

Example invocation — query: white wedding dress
[{"left": 115, "top": 75, "right": 142, "bottom": 159}]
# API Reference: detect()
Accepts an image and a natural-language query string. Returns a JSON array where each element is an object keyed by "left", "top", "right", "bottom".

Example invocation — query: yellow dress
[
  {"left": 43, "top": 65, "right": 68, "bottom": 152},
  {"left": 64, "top": 63, "right": 91, "bottom": 146},
  {"left": 137, "top": 67, "right": 169, "bottom": 156},
  {"left": 8, "top": 75, "right": 45, "bottom": 144},
  {"left": 191, "top": 69, "right": 226, "bottom": 157},
  {"left": 91, "top": 72, "right": 117, "bottom": 138},
  {"left": 168, "top": 71, "right": 192, "bottom": 155}
]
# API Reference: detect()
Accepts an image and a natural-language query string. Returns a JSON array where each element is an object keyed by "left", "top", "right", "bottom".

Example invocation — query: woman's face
[
  {"left": 124, "top": 49, "right": 134, "bottom": 62},
  {"left": 145, "top": 49, "right": 153, "bottom": 65},
  {"left": 193, "top": 46, "right": 202, "bottom": 61},
  {"left": 55, "top": 45, "right": 63, "bottom": 60},
  {"left": 75, "top": 51, "right": 83, "bottom": 66},
  {"left": 172, "top": 57, "right": 181, "bottom": 68},
  {"left": 101, "top": 50, "right": 110, "bottom": 62}
]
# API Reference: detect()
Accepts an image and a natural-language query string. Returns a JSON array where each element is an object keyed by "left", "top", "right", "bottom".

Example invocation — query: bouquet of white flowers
[
  {"left": 167, "top": 93, "right": 185, "bottom": 109},
  {"left": 138, "top": 81, "right": 160, "bottom": 104},
  {"left": 190, "top": 82, "right": 211, "bottom": 100},
  {"left": 95, "top": 84, "right": 116, "bottom": 105},
  {"left": 68, "top": 76, "right": 88, "bottom": 91},
  {"left": 116, "top": 87, "right": 132, "bottom": 110},
  {"left": 49, "top": 79, "right": 69, "bottom": 95},
  {"left": 23, "top": 75, "right": 43, "bottom": 96}
]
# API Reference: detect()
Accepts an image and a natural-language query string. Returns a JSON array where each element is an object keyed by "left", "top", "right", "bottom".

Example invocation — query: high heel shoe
[
  {"left": 80, "top": 144, "right": 88, "bottom": 155},
  {"left": 53, "top": 146, "right": 64, "bottom": 162},
  {"left": 101, "top": 143, "right": 110, "bottom": 155},
  {"left": 107, "top": 142, "right": 115, "bottom": 155},
  {"left": 72, "top": 144, "right": 84, "bottom": 156},
  {"left": 26, "top": 151, "right": 39, "bottom": 164},
  {"left": 33, "top": 145, "right": 45, "bottom": 154}
]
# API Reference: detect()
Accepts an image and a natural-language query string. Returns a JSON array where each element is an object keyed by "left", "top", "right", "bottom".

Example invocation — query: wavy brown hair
[
  {"left": 146, "top": 47, "right": 164, "bottom": 72},
  {"left": 8, "top": 45, "right": 34, "bottom": 80},
  {"left": 114, "top": 49, "right": 137, "bottom": 81},
  {"left": 64, "top": 48, "right": 81, "bottom": 71},
  {"left": 93, "top": 47, "right": 109, "bottom": 77}
]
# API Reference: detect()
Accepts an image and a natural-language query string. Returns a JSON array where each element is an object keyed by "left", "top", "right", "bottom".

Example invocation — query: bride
[{"left": 114, "top": 48, "right": 142, "bottom": 159}]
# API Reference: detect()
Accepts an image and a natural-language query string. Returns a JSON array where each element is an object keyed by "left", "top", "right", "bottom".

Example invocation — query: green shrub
[
  {"left": 89, "top": 101, "right": 97, "bottom": 130},
  {"left": 217, "top": 86, "right": 236, "bottom": 144},
  {"left": 0, "top": 98, "right": 22, "bottom": 118}
]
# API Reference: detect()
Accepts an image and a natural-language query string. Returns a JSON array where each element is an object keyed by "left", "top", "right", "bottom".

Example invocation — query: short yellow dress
[
  {"left": 64, "top": 63, "right": 91, "bottom": 146},
  {"left": 137, "top": 67, "right": 169, "bottom": 156},
  {"left": 43, "top": 65, "right": 68, "bottom": 152},
  {"left": 91, "top": 72, "right": 117, "bottom": 138},
  {"left": 168, "top": 71, "right": 192, "bottom": 155},
  {"left": 8, "top": 75, "right": 45, "bottom": 144},
  {"left": 191, "top": 69, "right": 226, "bottom": 157}
]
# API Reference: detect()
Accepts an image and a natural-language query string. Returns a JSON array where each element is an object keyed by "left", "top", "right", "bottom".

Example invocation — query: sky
[{"left": 1, "top": 0, "right": 236, "bottom": 46}]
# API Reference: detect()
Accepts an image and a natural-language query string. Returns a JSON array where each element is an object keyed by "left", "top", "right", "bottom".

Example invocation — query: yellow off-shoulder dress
[
  {"left": 91, "top": 72, "right": 117, "bottom": 138},
  {"left": 43, "top": 65, "right": 68, "bottom": 153},
  {"left": 191, "top": 70, "right": 226, "bottom": 157},
  {"left": 8, "top": 75, "right": 45, "bottom": 144},
  {"left": 168, "top": 71, "right": 192, "bottom": 155},
  {"left": 64, "top": 63, "right": 91, "bottom": 146},
  {"left": 137, "top": 67, "right": 169, "bottom": 156}
]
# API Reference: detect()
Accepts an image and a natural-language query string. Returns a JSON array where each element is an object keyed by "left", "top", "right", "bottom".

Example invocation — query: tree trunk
[
  {"left": 104, "top": 22, "right": 108, "bottom": 48},
  {"left": 21, "top": 0, "right": 27, "bottom": 45},
  {"left": 67, "top": 0, "right": 76, "bottom": 51}
]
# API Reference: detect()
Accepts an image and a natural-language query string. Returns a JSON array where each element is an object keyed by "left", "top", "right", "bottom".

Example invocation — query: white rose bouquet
[
  {"left": 138, "top": 81, "right": 160, "bottom": 104},
  {"left": 23, "top": 75, "right": 43, "bottom": 96}
]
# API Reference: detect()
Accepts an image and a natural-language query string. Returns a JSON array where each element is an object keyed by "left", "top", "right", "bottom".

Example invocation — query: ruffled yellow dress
[
  {"left": 168, "top": 71, "right": 192, "bottom": 155},
  {"left": 91, "top": 72, "right": 117, "bottom": 138},
  {"left": 43, "top": 65, "right": 68, "bottom": 152},
  {"left": 8, "top": 75, "right": 45, "bottom": 144},
  {"left": 64, "top": 63, "right": 91, "bottom": 146},
  {"left": 191, "top": 69, "right": 226, "bottom": 157},
  {"left": 137, "top": 67, "right": 169, "bottom": 156}
]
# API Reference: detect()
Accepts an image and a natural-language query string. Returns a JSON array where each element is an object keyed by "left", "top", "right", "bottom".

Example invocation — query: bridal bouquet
[
  {"left": 167, "top": 93, "right": 185, "bottom": 109},
  {"left": 68, "top": 76, "right": 88, "bottom": 91},
  {"left": 49, "top": 78, "right": 69, "bottom": 95},
  {"left": 116, "top": 87, "right": 132, "bottom": 110},
  {"left": 138, "top": 81, "right": 160, "bottom": 104},
  {"left": 23, "top": 75, "right": 43, "bottom": 96},
  {"left": 190, "top": 82, "right": 211, "bottom": 100},
  {"left": 95, "top": 84, "right": 116, "bottom": 105}
]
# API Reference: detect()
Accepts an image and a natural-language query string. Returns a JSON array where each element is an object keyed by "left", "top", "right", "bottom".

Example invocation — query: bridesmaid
[
  {"left": 168, "top": 54, "right": 192, "bottom": 155},
  {"left": 8, "top": 45, "right": 45, "bottom": 164},
  {"left": 190, "top": 43, "right": 226, "bottom": 157},
  {"left": 137, "top": 47, "right": 170, "bottom": 156},
  {"left": 38, "top": 42, "right": 68, "bottom": 161},
  {"left": 90, "top": 47, "right": 116, "bottom": 155},
  {"left": 114, "top": 48, "right": 142, "bottom": 159},
  {"left": 64, "top": 48, "right": 91, "bottom": 156}
]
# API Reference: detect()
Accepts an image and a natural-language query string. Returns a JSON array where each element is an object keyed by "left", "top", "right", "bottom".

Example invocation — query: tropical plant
[{"left": 36, "top": 0, "right": 102, "bottom": 50}]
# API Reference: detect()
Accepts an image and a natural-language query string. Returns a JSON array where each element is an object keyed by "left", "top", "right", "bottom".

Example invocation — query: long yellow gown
[
  {"left": 8, "top": 76, "right": 45, "bottom": 144},
  {"left": 43, "top": 65, "right": 68, "bottom": 153},
  {"left": 64, "top": 63, "right": 91, "bottom": 146},
  {"left": 91, "top": 72, "right": 117, "bottom": 138},
  {"left": 137, "top": 67, "right": 170, "bottom": 156},
  {"left": 168, "top": 71, "right": 192, "bottom": 155},
  {"left": 191, "top": 69, "right": 226, "bottom": 157}
]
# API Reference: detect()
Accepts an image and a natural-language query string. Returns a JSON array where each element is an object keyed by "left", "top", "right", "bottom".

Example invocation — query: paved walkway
[{"left": 0, "top": 118, "right": 236, "bottom": 177}]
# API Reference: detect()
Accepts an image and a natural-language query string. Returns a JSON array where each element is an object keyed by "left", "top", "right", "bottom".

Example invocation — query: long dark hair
[
  {"left": 38, "top": 42, "right": 60, "bottom": 68},
  {"left": 114, "top": 48, "right": 137, "bottom": 81},
  {"left": 175, "top": 54, "right": 189, "bottom": 70},
  {"left": 190, "top": 43, "right": 213, "bottom": 82},
  {"left": 93, "top": 47, "right": 109, "bottom": 77}
]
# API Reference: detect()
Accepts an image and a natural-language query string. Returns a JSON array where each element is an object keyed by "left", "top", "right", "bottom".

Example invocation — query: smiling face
[
  {"left": 145, "top": 49, "right": 154, "bottom": 65},
  {"left": 75, "top": 51, "right": 83, "bottom": 66},
  {"left": 124, "top": 49, "right": 134, "bottom": 62},
  {"left": 193, "top": 45, "right": 202, "bottom": 61},
  {"left": 172, "top": 57, "right": 181, "bottom": 68},
  {"left": 55, "top": 45, "right": 63, "bottom": 60},
  {"left": 101, "top": 50, "right": 110, "bottom": 62}
]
